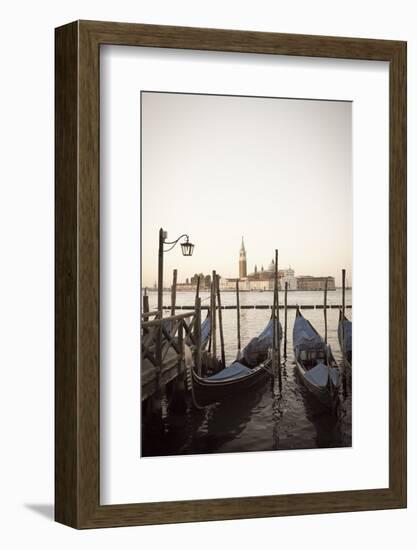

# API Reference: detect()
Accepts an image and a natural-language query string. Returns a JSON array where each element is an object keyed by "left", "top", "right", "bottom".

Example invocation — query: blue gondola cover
[
  {"left": 208, "top": 362, "right": 252, "bottom": 381},
  {"left": 340, "top": 318, "right": 352, "bottom": 352},
  {"left": 293, "top": 315, "right": 325, "bottom": 353},
  {"left": 200, "top": 314, "right": 211, "bottom": 347},
  {"left": 242, "top": 319, "right": 278, "bottom": 366}
]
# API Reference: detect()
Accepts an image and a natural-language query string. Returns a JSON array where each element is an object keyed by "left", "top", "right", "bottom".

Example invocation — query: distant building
[
  {"left": 178, "top": 239, "right": 335, "bottom": 293},
  {"left": 189, "top": 273, "right": 211, "bottom": 288},
  {"left": 220, "top": 277, "right": 240, "bottom": 291},
  {"left": 176, "top": 282, "right": 195, "bottom": 291},
  {"left": 220, "top": 238, "right": 297, "bottom": 291},
  {"left": 177, "top": 273, "right": 211, "bottom": 291},
  {"left": 239, "top": 237, "right": 247, "bottom": 279},
  {"left": 296, "top": 276, "right": 336, "bottom": 291},
  {"left": 190, "top": 273, "right": 203, "bottom": 286}
]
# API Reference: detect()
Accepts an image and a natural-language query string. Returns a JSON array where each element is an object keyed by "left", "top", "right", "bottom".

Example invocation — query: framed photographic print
[{"left": 55, "top": 20, "right": 406, "bottom": 528}]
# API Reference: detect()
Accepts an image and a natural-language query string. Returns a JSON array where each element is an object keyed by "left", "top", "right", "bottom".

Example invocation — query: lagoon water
[{"left": 142, "top": 289, "right": 352, "bottom": 457}]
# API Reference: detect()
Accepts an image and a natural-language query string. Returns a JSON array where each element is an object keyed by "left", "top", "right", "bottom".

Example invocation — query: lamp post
[{"left": 157, "top": 228, "right": 195, "bottom": 315}]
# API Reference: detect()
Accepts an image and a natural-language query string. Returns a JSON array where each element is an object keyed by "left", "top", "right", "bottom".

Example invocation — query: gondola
[
  {"left": 338, "top": 309, "right": 352, "bottom": 367},
  {"left": 293, "top": 308, "right": 340, "bottom": 411},
  {"left": 191, "top": 318, "right": 281, "bottom": 407}
]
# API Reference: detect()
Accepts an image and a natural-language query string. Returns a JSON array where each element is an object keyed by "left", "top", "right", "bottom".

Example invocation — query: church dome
[{"left": 267, "top": 259, "right": 275, "bottom": 272}]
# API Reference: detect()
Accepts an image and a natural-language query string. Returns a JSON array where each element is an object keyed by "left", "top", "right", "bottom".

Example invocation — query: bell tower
[{"left": 239, "top": 237, "right": 247, "bottom": 279}]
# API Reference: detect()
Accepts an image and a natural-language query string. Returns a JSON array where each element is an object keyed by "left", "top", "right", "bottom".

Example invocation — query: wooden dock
[
  {"left": 141, "top": 310, "right": 197, "bottom": 402},
  {"left": 141, "top": 346, "right": 193, "bottom": 402}
]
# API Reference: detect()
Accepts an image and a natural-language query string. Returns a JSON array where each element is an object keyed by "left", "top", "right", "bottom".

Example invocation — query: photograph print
[{"left": 140, "top": 91, "right": 352, "bottom": 458}]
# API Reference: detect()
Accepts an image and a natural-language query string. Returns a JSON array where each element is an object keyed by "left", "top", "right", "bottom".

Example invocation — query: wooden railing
[
  {"left": 141, "top": 298, "right": 204, "bottom": 403},
  {"left": 141, "top": 311, "right": 197, "bottom": 368}
]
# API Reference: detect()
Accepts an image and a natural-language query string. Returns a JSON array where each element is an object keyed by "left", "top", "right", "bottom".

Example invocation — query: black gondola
[
  {"left": 293, "top": 308, "right": 340, "bottom": 411},
  {"left": 191, "top": 318, "right": 281, "bottom": 407},
  {"left": 338, "top": 309, "right": 352, "bottom": 367}
]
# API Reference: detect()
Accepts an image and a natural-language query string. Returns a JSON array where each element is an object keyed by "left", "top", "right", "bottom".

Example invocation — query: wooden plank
[
  {"left": 142, "top": 311, "right": 194, "bottom": 328},
  {"left": 141, "top": 349, "right": 184, "bottom": 401},
  {"left": 142, "top": 310, "right": 158, "bottom": 318}
]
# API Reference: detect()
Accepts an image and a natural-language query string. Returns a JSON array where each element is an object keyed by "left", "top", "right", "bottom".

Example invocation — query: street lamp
[
  {"left": 180, "top": 237, "right": 194, "bottom": 257},
  {"left": 158, "top": 228, "right": 195, "bottom": 314}
]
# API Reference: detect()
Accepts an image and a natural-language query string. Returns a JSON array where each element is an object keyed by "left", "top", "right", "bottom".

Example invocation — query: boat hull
[
  {"left": 295, "top": 360, "right": 339, "bottom": 410},
  {"left": 192, "top": 362, "right": 271, "bottom": 407}
]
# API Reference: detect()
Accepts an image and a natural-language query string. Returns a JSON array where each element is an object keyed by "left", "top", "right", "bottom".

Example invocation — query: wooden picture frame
[{"left": 55, "top": 20, "right": 407, "bottom": 528}]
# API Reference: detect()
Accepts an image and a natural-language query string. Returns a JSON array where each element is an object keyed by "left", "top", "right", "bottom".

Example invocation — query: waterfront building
[
  {"left": 177, "top": 273, "right": 211, "bottom": 291},
  {"left": 296, "top": 275, "right": 336, "bottom": 291},
  {"left": 178, "top": 239, "right": 335, "bottom": 292},
  {"left": 175, "top": 282, "right": 195, "bottom": 291},
  {"left": 220, "top": 277, "right": 240, "bottom": 291}
]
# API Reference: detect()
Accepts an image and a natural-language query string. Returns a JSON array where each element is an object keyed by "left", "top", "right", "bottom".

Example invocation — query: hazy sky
[{"left": 141, "top": 92, "right": 352, "bottom": 287}]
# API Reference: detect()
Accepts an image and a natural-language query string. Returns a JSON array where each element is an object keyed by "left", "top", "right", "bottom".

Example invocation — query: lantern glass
[{"left": 181, "top": 241, "right": 194, "bottom": 256}]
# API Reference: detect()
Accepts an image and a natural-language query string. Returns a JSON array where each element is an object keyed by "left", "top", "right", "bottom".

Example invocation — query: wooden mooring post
[
  {"left": 324, "top": 278, "right": 328, "bottom": 344},
  {"left": 275, "top": 249, "right": 281, "bottom": 369},
  {"left": 195, "top": 275, "right": 200, "bottom": 301},
  {"left": 170, "top": 269, "right": 177, "bottom": 317},
  {"left": 341, "top": 268, "right": 346, "bottom": 366},
  {"left": 195, "top": 297, "right": 202, "bottom": 376},
  {"left": 177, "top": 318, "right": 184, "bottom": 377},
  {"left": 271, "top": 249, "right": 282, "bottom": 394},
  {"left": 212, "top": 270, "right": 217, "bottom": 359},
  {"left": 284, "top": 281, "right": 288, "bottom": 359},
  {"left": 272, "top": 250, "right": 279, "bottom": 371},
  {"left": 236, "top": 280, "right": 241, "bottom": 355},
  {"left": 211, "top": 270, "right": 217, "bottom": 358},
  {"left": 208, "top": 281, "right": 213, "bottom": 352},
  {"left": 216, "top": 274, "right": 226, "bottom": 367},
  {"left": 143, "top": 292, "right": 149, "bottom": 315},
  {"left": 272, "top": 277, "right": 277, "bottom": 370}
]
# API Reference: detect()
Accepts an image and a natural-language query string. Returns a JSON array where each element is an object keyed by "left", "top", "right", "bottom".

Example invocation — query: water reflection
[{"left": 271, "top": 370, "right": 283, "bottom": 451}]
